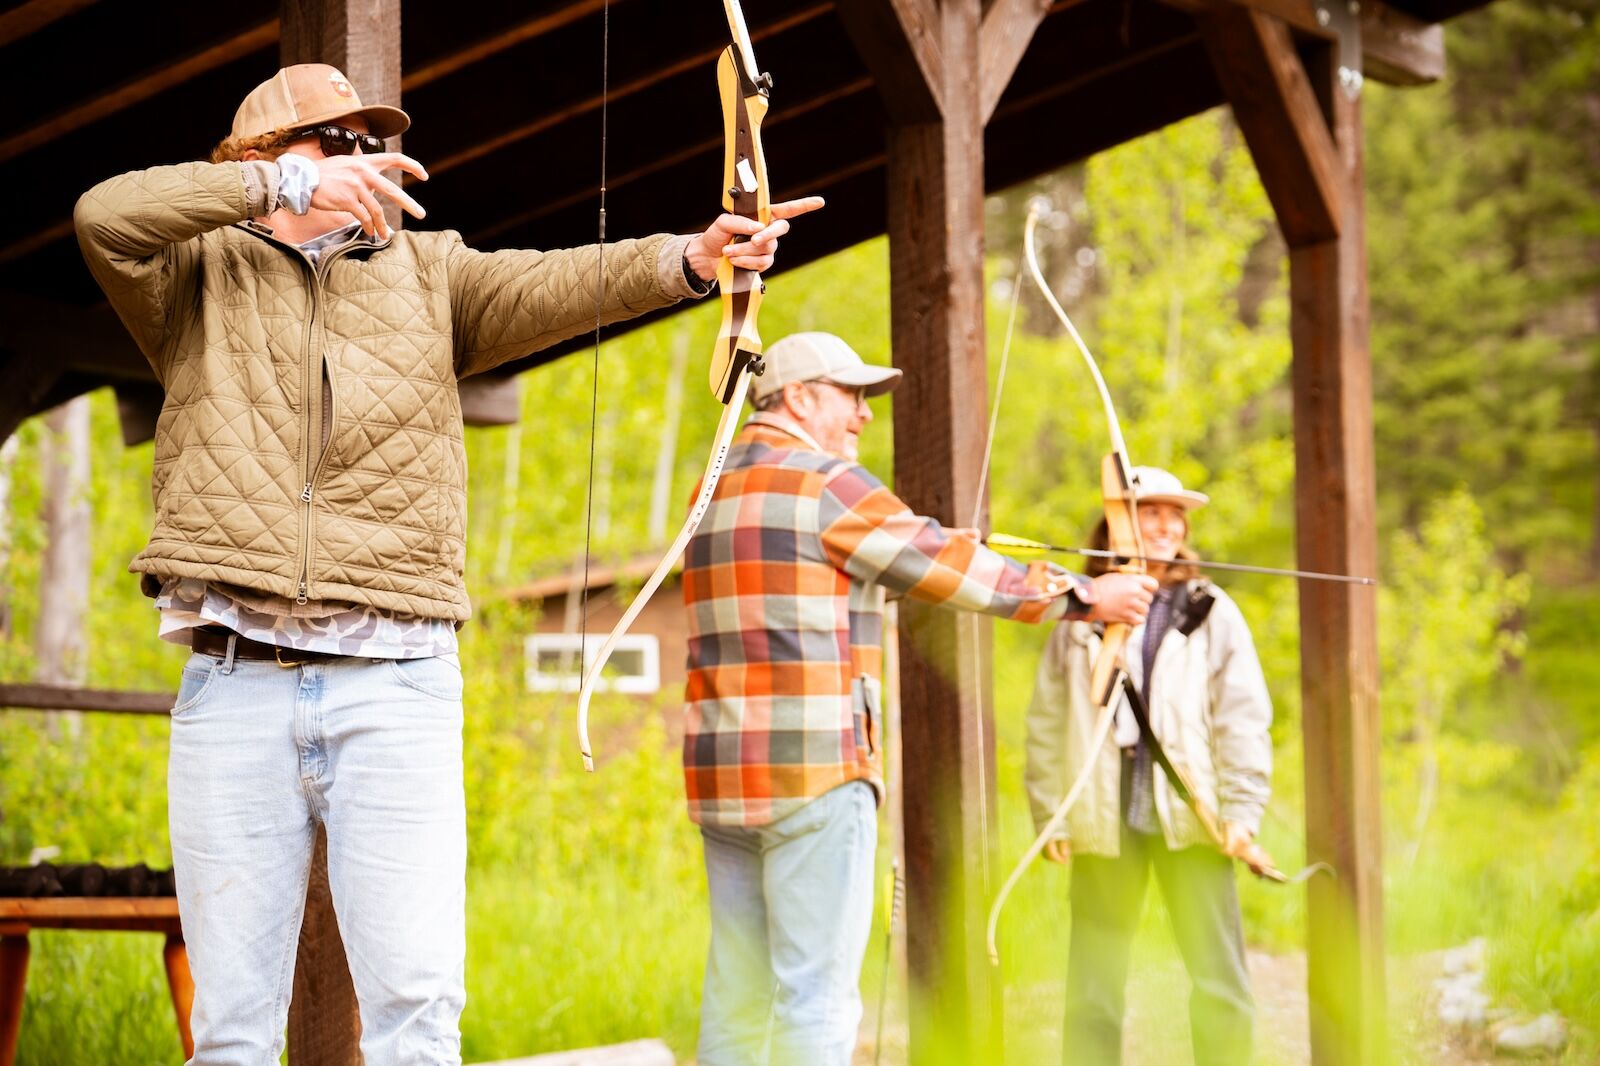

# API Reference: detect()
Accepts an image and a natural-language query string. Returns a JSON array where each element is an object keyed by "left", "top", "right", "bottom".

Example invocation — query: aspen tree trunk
[
  {"left": 491, "top": 422, "right": 522, "bottom": 584},
  {"left": 36, "top": 396, "right": 91, "bottom": 741},
  {"left": 647, "top": 323, "right": 691, "bottom": 546}
]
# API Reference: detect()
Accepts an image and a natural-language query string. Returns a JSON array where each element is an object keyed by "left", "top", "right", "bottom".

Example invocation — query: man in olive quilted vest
[{"left": 75, "top": 63, "right": 821, "bottom": 1066}]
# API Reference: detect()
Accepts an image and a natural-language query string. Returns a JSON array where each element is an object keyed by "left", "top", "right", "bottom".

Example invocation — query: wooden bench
[{"left": 0, "top": 897, "right": 193, "bottom": 1064}]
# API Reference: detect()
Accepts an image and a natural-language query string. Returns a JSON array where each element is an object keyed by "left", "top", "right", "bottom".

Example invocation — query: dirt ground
[{"left": 850, "top": 949, "right": 1557, "bottom": 1065}]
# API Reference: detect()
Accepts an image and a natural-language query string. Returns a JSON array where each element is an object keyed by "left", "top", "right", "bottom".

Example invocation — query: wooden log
[
  {"left": 278, "top": 4, "right": 400, "bottom": 1060},
  {"left": 0, "top": 20, "right": 277, "bottom": 165},
  {"left": 1163, "top": 0, "right": 1445, "bottom": 85},
  {"left": 0, "top": 935, "right": 27, "bottom": 1066},
  {"left": 0, "top": 683, "right": 172, "bottom": 715},
  {"left": 1198, "top": 5, "right": 1343, "bottom": 246},
  {"left": 0, "top": 0, "right": 97, "bottom": 49},
  {"left": 288, "top": 826, "right": 362, "bottom": 1064},
  {"left": 834, "top": 0, "right": 945, "bottom": 123},
  {"left": 0, "top": 898, "right": 180, "bottom": 923},
  {"left": 844, "top": 1, "right": 1007, "bottom": 1061},
  {"left": 1215, "top": 34, "right": 1386, "bottom": 1065},
  {"left": 977, "top": 0, "right": 1055, "bottom": 122},
  {"left": 164, "top": 934, "right": 195, "bottom": 1061}
]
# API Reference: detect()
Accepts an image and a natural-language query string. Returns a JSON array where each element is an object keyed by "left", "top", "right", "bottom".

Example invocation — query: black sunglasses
[{"left": 297, "top": 124, "right": 384, "bottom": 156}]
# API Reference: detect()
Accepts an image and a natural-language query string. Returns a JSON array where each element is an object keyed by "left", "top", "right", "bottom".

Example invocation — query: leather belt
[{"left": 190, "top": 626, "right": 345, "bottom": 668}]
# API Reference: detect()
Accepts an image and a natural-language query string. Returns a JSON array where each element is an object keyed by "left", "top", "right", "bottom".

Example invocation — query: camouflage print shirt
[{"left": 157, "top": 577, "right": 457, "bottom": 659}]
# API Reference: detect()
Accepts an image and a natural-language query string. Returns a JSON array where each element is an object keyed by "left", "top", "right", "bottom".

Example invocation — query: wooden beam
[
  {"left": 875, "top": 2, "right": 1003, "bottom": 1062},
  {"left": 401, "top": 0, "right": 605, "bottom": 91},
  {"left": 837, "top": 0, "right": 946, "bottom": 123},
  {"left": 114, "top": 383, "right": 164, "bottom": 447},
  {"left": 282, "top": 0, "right": 402, "bottom": 228},
  {"left": 1163, "top": 0, "right": 1444, "bottom": 85},
  {"left": 977, "top": 0, "right": 1054, "bottom": 122},
  {"left": 464, "top": 75, "right": 874, "bottom": 246},
  {"left": 0, "top": 21, "right": 277, "bottom": 165},
  {"left": 457, "top": 374, "right": 521, "bottom": 426},
  {"left": 1200, "top": 5, "right": 1343, "bottom": 246},
  {"left": 0, "top": 350, "right": 64, "bottom": 447},
  {"left": 278, "top": 4, "right": 396, "bottom": 1062},
  {"left": 0, "top": 0, "right": 96, "bottom": 49},
  {"left": 1281, "top": 44, "right": 1386, "bottom": 1066},
  {"left": 427, "top": 4, "right": 829, "bottom": 181},
  {"left": 0, "top": 682, "right": 172, "bottom": 715},
  {"left": 289, "top": 827, "right": 363, "bottom": 1062}
]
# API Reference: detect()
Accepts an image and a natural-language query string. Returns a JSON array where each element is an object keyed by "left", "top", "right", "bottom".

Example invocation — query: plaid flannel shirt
[{"left": 682, "top": 417, "right": 1093, "bottom": 827}]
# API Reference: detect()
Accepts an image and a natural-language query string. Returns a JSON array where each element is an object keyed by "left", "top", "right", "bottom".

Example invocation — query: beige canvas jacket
[
  {"left": 76, "top": 160, "right": 700, "bottom": 621},
  {"left": 1023, "top": 581, "right": 1273, "bottom": 856}
]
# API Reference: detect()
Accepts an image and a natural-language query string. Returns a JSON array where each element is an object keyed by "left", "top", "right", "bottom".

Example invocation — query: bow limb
[
  {"left": 576, "top": 371, "right": 756, "bottom": 770},
  {"left": 985, "top": 679, "right": 1120, "bottom": 964},
  {"left": 989, "top": 210, "right": 1149, "bottom": 964},
  {"left": 576, "top": 1, "right": 772, "bottom": 769},
  {"left": 1116, "top": 671, "right": 1334, "bottom": 886}
]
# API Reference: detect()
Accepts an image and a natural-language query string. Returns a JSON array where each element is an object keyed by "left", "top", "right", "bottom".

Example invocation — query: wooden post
[
  {"left": 842, "top": 0, "right": 998, "bottom": 1054},
  {"left": 838, "top": 1, "right": 1047, "bottom": 1061},
  {"left": 1200, "top": 8, "right": 1385, "bottom": 1063},
  {"left": 0, "top": 934, "right": 27, "bottom": 1066},
  {"left": 278, "top": 1, "right": 402, "bottom": 1060},
  {"left": 289, "top": 827, "right": 363, "bottom": 1062},
  {"left": 163, "top": 933, "right": 195, "bottom": 1060}
]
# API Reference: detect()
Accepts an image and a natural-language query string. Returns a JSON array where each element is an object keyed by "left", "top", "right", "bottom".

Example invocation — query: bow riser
[
  {"left": 1092, "top": 451, "right": 1146, "bottom": 707},
  {"left": 711, "top": 46, "right": 770, "bottom": 403}
]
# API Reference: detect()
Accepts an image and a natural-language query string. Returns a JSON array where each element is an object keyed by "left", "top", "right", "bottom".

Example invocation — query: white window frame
[{"left": 525, "top": 633, "right": 661, "bottom": 695}]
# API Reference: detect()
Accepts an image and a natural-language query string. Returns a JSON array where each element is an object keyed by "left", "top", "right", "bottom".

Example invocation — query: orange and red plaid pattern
[{"left": 682, "top": 418, "right": 1092, "bottom": 827}]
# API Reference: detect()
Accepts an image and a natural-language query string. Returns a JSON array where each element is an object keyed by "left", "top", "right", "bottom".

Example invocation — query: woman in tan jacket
[{"left": 1023, "top": 466, "right": 1273, "bottom": 1066}]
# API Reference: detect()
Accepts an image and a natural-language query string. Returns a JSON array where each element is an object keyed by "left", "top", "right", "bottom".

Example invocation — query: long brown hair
[
  {"left": 209, "top": 128, "right": 299, "bottom": 164},
  {"left": 1083, "top": 516, "right": 1199, "bottom": 586}
]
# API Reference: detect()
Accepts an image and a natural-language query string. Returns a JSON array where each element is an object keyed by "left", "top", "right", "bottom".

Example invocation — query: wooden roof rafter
[{"left": 0, "top": 0, "right": 1469, "bottom": 445}]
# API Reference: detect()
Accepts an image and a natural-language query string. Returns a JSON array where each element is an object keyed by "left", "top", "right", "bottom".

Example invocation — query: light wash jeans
[
  {"left": 167, "top": 647, "right": 467, "bottom": 1066},
  {"left": 697, "top": 781, "right": 878, "bottom": 1066}
]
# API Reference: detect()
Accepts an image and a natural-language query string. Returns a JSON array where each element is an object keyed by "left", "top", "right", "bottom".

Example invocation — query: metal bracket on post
[{"left": 1312, "top": 0, "right": 1365, "bottom": 98}]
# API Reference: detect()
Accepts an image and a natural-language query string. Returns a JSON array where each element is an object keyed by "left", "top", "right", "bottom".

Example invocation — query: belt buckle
[{"left": 274, "top": 647, "right": 303, "bottom": 669}]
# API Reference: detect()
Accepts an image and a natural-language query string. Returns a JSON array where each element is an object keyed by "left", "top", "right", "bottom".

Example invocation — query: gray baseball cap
[{"left": 750, "top": 332, "right": 903, "bottom": 405}]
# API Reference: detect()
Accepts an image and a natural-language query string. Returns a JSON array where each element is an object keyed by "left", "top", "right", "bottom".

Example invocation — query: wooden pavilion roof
[{"left": 0, "top": 0, "right": 1482, "bottom": 439}]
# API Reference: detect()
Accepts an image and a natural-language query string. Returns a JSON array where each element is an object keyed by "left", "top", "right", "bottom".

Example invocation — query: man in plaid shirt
[{"left": 683, "top": 332, "right": 1157, "bottom": 1066}]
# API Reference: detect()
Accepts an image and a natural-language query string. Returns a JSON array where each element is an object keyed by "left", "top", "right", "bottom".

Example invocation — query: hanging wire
[{"left": 579, "top": 0, "right": 611, "bottom": 694}]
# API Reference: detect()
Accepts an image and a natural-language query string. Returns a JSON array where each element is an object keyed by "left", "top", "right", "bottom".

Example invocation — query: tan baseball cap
[
  {"left": 1130, "top": 466, "right": 1209, "bottom": 510},
  {"left": 231, "top": 64, "right": 410, "bottom": 141},
  {"left": 750, "top": 332, "right": 902, "bottom": 405}
]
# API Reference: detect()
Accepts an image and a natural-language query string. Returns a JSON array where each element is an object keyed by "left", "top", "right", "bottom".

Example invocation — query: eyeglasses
[
  {"left": 296, "top": 124, "right": 384, "bottom": 156},
  {"left": 812, "top": 380, "right": 868, "bottom": 407}
]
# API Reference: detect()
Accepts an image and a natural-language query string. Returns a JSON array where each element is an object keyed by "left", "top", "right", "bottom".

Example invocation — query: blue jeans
[
  {"left": 167, "top": 649, "right": 467, "bottom": 1066},
  {"left": 697, "top": 781, "right": 878, "bottom": 1066}
]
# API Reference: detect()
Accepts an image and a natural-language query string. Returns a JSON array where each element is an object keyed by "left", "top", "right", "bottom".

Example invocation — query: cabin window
[{"left": 525, "top": 633, "right": 661, "bottom": 694}]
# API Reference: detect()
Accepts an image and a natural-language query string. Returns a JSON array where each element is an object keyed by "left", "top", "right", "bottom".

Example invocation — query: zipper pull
[
  {"left": 301, "top": 482, "right": 313, "bottom": 503},
  {"left": 297, "top": 580, "right": 309, "bottom": 605}
]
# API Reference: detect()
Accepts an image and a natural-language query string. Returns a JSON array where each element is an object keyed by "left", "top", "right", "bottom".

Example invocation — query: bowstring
[
  {"left": 580, "top": 0, "right": 611, "bottom": 695},
  {"left": 968, "top": 261, "right": 1024, "bottom": 901}
]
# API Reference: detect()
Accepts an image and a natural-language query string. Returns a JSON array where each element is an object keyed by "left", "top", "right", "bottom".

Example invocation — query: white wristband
[{"left": 276, "top": 154, "right": 321, "bottom": 215}]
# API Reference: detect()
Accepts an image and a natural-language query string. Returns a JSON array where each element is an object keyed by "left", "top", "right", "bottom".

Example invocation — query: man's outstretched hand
[
  {"left": 685, "top": 196, "right": 826, "bottom": 280},
  {"left": 310, "top": 152, "right": 429, "bottom": 240}
]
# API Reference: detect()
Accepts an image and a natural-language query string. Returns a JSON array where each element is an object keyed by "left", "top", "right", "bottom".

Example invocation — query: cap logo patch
[{"left": 328, "top": 71, "right": 354, "bottom": 98}]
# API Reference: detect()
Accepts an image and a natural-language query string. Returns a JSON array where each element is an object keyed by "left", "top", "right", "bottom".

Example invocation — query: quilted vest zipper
[
  {"left": 236, "top": 223, "right": 382, "bottom": 605},
  {"left": 294, "top": 236, "right": 367, "bottom": 603}
]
